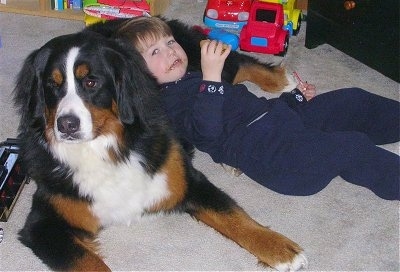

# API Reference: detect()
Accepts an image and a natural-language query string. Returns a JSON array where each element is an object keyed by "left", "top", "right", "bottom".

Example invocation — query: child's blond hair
[{"left": 116, "top": 16, "right": 173, "bottom": 53}]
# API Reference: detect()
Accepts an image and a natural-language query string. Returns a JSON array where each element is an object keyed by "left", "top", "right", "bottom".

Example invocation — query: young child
[{"left": 115, "top": 17, "right": 400, "bottom": 200}]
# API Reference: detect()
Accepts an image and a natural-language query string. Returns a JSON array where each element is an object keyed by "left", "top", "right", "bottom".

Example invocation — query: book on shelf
[
  {"left": 52, "top": 0, "right": 83, "bottom": 11},
  {"left": 72, "top": 0, "right": 83, "bottom": 10}
]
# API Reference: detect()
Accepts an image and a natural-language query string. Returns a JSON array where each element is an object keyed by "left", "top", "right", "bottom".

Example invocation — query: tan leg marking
[
  {"left": 50, "top": 195, "right": 100, "bottom": 234},
  {"left": 50, "top": 196, "right": 110, "bottom": 271},
  {"left": 71, "top": 239, "right": 111, "bottom": 272},
  {"left": 193, "top": 207, "right": 303, "bottom": 268}
]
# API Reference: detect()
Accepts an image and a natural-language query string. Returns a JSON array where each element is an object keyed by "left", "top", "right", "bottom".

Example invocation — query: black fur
[{"left": 14, "top": 30, "right": 238, "bottom": 271}]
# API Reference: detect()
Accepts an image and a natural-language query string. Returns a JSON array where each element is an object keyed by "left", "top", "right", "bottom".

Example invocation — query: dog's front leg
[
  {"left": 19, "top": 195, "right": 111, "bottom": 272},
  {"left": 192, "top": 206, "right": 307, "bottom": 271},
  {"left": 69, "top": 245, "right": 111, "bottom": 272},
  {"left": 184, "top": 171, "right": 307, "bottom": 271}
]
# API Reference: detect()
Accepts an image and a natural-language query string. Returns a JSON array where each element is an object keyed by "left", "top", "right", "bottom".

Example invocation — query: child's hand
[
  {"left": 297, "top": 82, "right": 316, "bottom": 101},
  {"left": 200, "top": 40, "right": 231, "bottom": 82}
]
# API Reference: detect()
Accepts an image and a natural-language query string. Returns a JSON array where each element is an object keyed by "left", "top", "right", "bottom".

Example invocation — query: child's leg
[
  {"left": 339, "top": 137, "right": 399, "bottom": 200},
  {"left": 298, "top": 88, "right": 400, "bottom": 144},
  {"left": 239, "top": 129, "right": 399, "bottom": 200}
]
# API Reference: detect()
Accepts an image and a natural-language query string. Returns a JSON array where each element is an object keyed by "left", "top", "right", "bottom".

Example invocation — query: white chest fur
[{"left": 51, "top": 135, "right": 170, "bottom": 226}]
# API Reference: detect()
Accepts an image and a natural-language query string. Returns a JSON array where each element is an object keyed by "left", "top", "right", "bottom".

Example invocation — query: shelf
[
  {"left": 0, "top": 0, "right": 171, "bottom": 21},
  {"left": 0, "top": 0, "right": 83, "bottom": 20}
]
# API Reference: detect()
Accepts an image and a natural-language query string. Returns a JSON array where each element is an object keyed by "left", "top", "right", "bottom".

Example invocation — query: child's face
[{"left": 141, "top": 35, "right": 188, "bottom": 84}]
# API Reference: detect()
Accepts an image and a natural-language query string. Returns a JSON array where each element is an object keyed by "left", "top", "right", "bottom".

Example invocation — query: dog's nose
[{"left": 57, "top": 115, "right": 80, "bottom": 134}]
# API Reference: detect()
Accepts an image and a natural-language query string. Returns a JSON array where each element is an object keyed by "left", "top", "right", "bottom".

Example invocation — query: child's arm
[
  {"left": 279, "top": 82, "right": 316, "bottom": 108},
  {"left": 200, "top": 40, "right": 231, "bottom": 82},
  {"left": 181, "top": 41, "right": 233, "bottom": 145},
  {"left": 293, "top": 72, "right": 316, "bottom": 101},
  {"left": 297, "top": 82, "right": 316, "bottom": 101}
]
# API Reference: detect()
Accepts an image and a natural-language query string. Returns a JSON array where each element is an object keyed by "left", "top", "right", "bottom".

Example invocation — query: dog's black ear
[
  {"left": 13, "top": 47, "right": 51, "bottom": 130},
  {"left": 102, "top": 46, "right": 137, "bottom": 124},
  {"left": 103, "top": 42, "right": 161, "bottom": 126}
]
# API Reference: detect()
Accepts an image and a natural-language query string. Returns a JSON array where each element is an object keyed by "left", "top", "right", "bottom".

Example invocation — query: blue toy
[
  {"left": 194, "top": 25, "right": 240, "bottom": 51},
  {"left": 206, "top": 28, "right": 240, "bottom": 51}
]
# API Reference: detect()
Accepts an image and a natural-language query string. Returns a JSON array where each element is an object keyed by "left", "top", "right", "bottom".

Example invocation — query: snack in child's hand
[{"left": 200, "top": 39, "right": 229, "bottom": 54}]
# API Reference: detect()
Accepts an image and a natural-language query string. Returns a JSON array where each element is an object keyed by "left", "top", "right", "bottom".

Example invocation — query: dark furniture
[{"left": 305, "top": 0, "right": 399, "bottom": 82}]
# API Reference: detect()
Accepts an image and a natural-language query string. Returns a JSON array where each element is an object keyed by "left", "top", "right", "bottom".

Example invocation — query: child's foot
[{"left": 221, "top": 164, "right": 243, "bottom": 177}]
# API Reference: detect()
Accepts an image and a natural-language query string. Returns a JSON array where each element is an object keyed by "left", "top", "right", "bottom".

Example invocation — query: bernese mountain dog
[{"left": 13, "top": 30, "right": 306, "bottom": 271}]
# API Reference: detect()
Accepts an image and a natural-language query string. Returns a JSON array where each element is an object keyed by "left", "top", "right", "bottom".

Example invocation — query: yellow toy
[{"left": 260, "top": 0, "right": 303, "bottom": 35}]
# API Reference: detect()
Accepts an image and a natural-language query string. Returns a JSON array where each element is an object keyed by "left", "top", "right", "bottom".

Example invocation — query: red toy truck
[
  {"left": 203, "top": 0, "right": 252, "bottom": 30},
  {"left": 239, "top": 0, "right": 289, "bottom": 56}
]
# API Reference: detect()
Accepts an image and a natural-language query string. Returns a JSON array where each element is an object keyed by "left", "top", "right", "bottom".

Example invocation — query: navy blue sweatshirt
[{"left": 159, "top": 71, "right": 289, "bottom": 163}]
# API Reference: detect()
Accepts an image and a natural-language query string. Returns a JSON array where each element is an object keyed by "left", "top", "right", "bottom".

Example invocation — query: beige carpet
[{"left": 0, "top": 0, "right": 399, "bottom": 271}]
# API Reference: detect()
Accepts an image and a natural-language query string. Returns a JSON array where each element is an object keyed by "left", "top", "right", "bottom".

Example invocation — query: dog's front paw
[
  {"left": 273, "top": 252, "right": 308, "bottom": 272},
  {"left": 248, "top": 227, "right": 307, "bottom": 271}
]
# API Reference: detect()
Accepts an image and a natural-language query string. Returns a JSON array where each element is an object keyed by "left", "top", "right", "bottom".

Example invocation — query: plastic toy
[
  {"left": 203, "top": 0, "right": 252, "bottom": 30},
  {"left": 194, "top": 26, "right": 240, "bottom": 50},
  {"left": 282, "top": 0, "right": 302, "bottom": 35},
  {"left": 261, "top": 0, "right": 302, "bottom": 36},
  {"left": 239, "top": 0, "right": 289, "bottom": 56},
  {"left": 83, "top": 0, "right": 150, "bottom": 20},
  {"left": 207, "top": 28, "right": 239, "bottom": 50}
]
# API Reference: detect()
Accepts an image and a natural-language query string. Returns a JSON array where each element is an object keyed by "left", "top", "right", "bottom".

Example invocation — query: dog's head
[{"left": 13, "top": 31, "right": 162, "bottom": 146}]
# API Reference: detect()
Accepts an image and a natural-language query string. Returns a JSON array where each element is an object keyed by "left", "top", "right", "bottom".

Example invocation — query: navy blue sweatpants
[{"left": 235, "top": 88, "right": 399, "bottom": 200}]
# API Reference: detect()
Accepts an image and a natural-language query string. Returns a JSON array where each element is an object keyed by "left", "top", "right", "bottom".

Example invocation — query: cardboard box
[
  {"left": 84, "top": 0, "right": 171, "bottom": 26},
  {"left": 296, "top": 0, "right": 308, "bottom": 10},
  {"left": 150, "top": 0, "right": 171, "bottom": 16}
]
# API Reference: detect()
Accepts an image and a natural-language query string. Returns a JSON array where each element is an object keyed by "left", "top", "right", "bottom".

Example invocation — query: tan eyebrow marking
[
  {"left": 52, "top": 68, "right": 63, "bottom": 86},
  {"left": 75, "top": 63, "right": 90, "bottom": 79}
]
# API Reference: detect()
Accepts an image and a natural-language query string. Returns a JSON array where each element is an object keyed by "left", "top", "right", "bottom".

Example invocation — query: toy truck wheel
[
  {"left": 292, "top": 14, "right": 302, "bottom": 36},
  {"left": 277, "top": 35, "right": 289, "bottom": 57}
]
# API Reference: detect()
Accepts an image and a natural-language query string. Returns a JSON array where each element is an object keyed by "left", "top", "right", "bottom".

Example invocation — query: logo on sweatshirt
[
  {"left": 295, "top": 93, "right": 304, "bottom": 102},
  {"left": 200, "top": 84, "right": 224, "bottom": 94},
  {"left": 208, "top": 85, "right": 217, "bottom": 93},
  {"left": 207, "top": 84, "right": 224, "bottom": 94}
]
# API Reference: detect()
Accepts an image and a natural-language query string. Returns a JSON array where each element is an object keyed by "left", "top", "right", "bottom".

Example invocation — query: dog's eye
[
  {"left": 84, "top": 79, "right": 97, "bottom": 88},
  {"left": 46, "top": 78, "right": 60, "bottom": 89}
]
